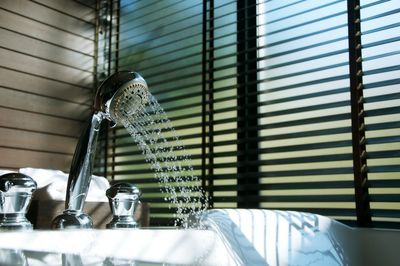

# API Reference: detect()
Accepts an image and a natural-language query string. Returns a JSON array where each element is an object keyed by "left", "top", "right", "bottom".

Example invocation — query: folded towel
[{"left": 19, "top": 168, "right": 109, "bottom": 202}]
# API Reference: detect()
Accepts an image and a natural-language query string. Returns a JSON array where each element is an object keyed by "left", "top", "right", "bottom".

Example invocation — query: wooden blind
[{"left": 0, "top": 0, "right": 96, "bottom": 171}]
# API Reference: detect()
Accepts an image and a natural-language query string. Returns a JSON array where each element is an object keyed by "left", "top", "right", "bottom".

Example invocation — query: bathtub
[
  {"left": 0, "top": 228, "right": 232, "bottom": 265},
  {"left": 0, "top": 209, "right": 398, "bottom": 265}
]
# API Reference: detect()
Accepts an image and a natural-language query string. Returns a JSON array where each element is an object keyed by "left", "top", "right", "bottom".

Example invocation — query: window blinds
[
  {"left": 95, "top": 0, "right": 400, "bottom": 228},
  {"left": 360, "top": 0, "right": 400, "bottom": 228},
  {"left": 254, "top": 0, "right": 356, "bottom": 223},
  {"left": 98, "top": 0, "right": 205, "bottom": 225}
]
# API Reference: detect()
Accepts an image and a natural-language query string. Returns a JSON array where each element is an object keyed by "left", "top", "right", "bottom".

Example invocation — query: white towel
[
  {"left": 19, "top": 168, "right": 109, "bottom": 202},
  {"left": 0, "top": 169, "right": 13, "bottom": 176}
]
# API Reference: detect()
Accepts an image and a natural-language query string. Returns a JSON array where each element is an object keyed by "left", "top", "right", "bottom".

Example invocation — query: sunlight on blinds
[
  {"left": 257, "top": 0, "right": 356, "bottom": 221},
  {"left": 360, "top": 0, "right": 400, "bottom": 226}
]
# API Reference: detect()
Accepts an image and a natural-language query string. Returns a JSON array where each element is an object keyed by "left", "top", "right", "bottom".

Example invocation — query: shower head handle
[{"left": 52, "top": 71, "right": 149, "bottom": 229}]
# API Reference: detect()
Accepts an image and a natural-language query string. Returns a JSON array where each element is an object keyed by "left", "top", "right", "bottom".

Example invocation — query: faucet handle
[
  {"left": 0, "top": 172, "right": 37, "bottom": 230},
  {"left": 106, "top": 183, "right": 141, "bottom": 229}
]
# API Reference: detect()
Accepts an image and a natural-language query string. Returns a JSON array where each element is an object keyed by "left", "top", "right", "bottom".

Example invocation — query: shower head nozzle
[{"left": 94, "top": 71, "right": 149, "bottom": 124}]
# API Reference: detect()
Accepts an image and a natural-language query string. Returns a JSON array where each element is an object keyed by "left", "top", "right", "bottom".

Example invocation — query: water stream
[{"left": 117, "top": 94, "right": 208, "bottom": 228}]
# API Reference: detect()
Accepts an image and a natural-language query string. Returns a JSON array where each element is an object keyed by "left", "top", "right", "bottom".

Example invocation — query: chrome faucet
[
  {"left": 106, "top": 183, "right": 141, "bottom": 229},
  {"left": 0, "top": 173, "right": 37, "bottom": 230},
  {"left": 52, "top": 71, "right": 149, "bottom": 229}
]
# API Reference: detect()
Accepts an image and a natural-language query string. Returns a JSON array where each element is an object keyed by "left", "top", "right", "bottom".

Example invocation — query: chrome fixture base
[
  {"left": 0, "top": 213, "right": 33, "bottom": 230},
  {"left": 106, "top": 216, "right": 138, "bottom": 229},
  {"left": 52, "top": 210, "right": 93, "bottom": 229}
]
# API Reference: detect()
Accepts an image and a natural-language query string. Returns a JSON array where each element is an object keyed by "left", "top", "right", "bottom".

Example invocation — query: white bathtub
[
  {"left": 0, "top": 228, "right": 233, "bottom": 265},
  {"left": 0, "top": 209, "right": 398, "bottom": 265}
]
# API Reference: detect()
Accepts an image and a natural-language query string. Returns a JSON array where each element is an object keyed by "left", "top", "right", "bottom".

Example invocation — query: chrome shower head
[
  {"left": 52, "top": 71, "right": 149, "bottom": 229},
  {"left": 94, "top": 71, "right": 149, "bottom": 124}
]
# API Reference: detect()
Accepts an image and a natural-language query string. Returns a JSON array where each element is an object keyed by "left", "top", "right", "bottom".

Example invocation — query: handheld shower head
[
  {"left": 52, "top": 71, "right": 149, "bottom": 229},
  {"left": 94, "top": 71, "right": 149, "bottom": 124}
]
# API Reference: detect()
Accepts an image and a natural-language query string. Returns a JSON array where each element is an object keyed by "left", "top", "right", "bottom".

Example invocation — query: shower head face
[
  {"left": 94, "top": 71, "right": 149, "bottom": 123},
  {"left": 108, "top": 78, "right": 149, "bottom": 121}
]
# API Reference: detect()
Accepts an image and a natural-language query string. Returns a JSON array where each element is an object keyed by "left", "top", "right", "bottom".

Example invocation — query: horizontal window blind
[
  {"left": 360, "top": 0, "right": 400, "bottom": 228},
  {"left": 254, "top": 0, "right": 356, "bottom": 223},
  {"left": 95, "top": 0, "right": 400, "bottom": 229},
  {"left": 100, "top": 0, "right": 205, "bottom": 226},
  {"left": 202, "top": 0, "right": 238, "bottom": 209}
]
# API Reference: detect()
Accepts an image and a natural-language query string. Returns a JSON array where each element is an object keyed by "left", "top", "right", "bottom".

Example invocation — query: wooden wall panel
[
  {"left": 0, "top": 0, "right": 97, "bottom": 171},
  {"left": 0, "top": 87, "right": 90, "bottom": 120},
  {"left": 32, "top": 0, "right": 97, "bottom": 24},
  {"left": 0, "top": 127, "right": 76, "bottom": 154},
  {"left": 0, "top": 0, "right": 95, "bottom": 40},
  {"left": 0, "top": 28, "right": 94, "bottom": 71},
  {"left": 0, "top": 147, "right": 72, "bottom": 171},
  {"left": 0, "top": 68, "right": 92, "bottom": 104},
  {"left": 0, "top": 107, "right": 83, "bottom": 137},
  {"left": 0, "top": 9, "right": 93, "bottom": 55},
  {"left": 0, "top": 48, "right": 93, "bottom": 88}
]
